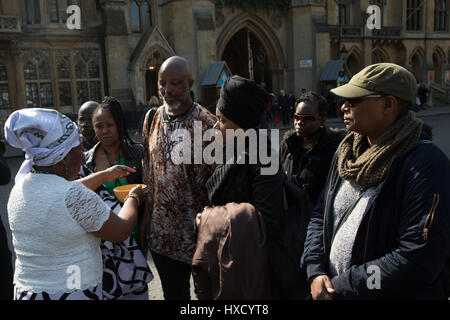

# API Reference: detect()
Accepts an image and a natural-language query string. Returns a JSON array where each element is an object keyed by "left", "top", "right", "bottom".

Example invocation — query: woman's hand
[
  {"left": 310, "top": 275, "right": 335, "bottom": 300},
  {"left": 103, "top": 165, "right": 136, "bottom": 182},
  {"left": 128, "top": 184, "right": 146, "bottom": 205}
]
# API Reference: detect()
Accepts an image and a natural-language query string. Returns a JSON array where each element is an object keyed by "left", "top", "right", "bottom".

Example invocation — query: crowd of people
[{"left": 1, "top": 58, "right": 449, "bottom": 300}]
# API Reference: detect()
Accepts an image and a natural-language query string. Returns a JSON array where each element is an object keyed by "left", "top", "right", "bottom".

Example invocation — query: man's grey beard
[{"left": 163, "top": 100, "right": 182, "bottom": 114}]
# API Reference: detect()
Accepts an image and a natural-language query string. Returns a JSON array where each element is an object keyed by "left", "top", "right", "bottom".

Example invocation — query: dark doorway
[
  {"left": 145, "top": 69, "right": 158, "bottom": 102},
  {"left": 221, "top": 28, "right": 272, "bottom": 92}
]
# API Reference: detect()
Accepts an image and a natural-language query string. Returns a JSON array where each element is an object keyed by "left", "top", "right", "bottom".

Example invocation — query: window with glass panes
[
  {"left": 22, "top": 48, "right": 103, "bottom": 110},
  {"left": 25, "top": 0, "right": 41, "bottom": 24},
  {"left": 406, "top": 0, "right": 422, "bottom": 31},
  {"left": 23, "top": 50, "right": 53, "bottom": 108},
  {"left": 130, "top": 0, "right": 152, "bottom": 33},
  {"left": 434, "top": 0, "right": 448, "bottom": 31},
  {"left": 47, "top": 0, "right": 81, "bottom": 24},
  {"left": 0, "top": 50, "right": 10, "bottom": 109},
  {"left": 74, "top": 49, "right": 102, "bottom": 106}
]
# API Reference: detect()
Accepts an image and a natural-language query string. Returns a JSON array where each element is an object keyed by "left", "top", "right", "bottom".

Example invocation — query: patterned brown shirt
[{"left": 142, "top": 103, "right": 216, "bottom": 263}]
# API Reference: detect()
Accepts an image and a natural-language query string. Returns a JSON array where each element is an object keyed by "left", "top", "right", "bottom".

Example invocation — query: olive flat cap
[{"left": 331, "top": 63, "right": 417, "bottom": 103}]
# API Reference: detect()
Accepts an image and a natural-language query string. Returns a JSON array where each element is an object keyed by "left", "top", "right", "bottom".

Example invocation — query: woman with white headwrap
[{"left": 5, "top": 108, "right": 145, "bottom": 300}]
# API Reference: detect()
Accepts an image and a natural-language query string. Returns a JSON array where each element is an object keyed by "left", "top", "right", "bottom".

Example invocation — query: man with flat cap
[
  {"left": 139, "top": 56, "right": 216, "bottom": 300},
  {"left": 301, "top": 63, "right": 449, "bottom": 299}
]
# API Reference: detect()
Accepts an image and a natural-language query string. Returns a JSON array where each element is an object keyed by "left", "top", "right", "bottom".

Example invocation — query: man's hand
[{"left": 310, "top": 275, "right": 335, "bottom": 300}]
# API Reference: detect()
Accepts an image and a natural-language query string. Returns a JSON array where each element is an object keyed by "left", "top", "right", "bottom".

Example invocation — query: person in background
[
  {"left": 302, "top": 63, "right": 449, "bottom": 300},
  {"left": 77, "top": 101, "right": 99, "bottom": 150},
  {"left": 136, "top": 96, "right": 161, "bottom": 136},
  {"left": 279, "top": 89, "right": 290, "bottom": 126},
  {"left": 82, "top": 96, "right": 153, "bottom": 300},
  {"left": 0, "top": 140, "right": 13, "bottom": 300},
  {"left": 417, "top": 81, "right": 430, "bottom": 108},
  {"left": 280, "top": 91, "right": 343, "bottom": 206},
  {"left": 4, "top": 108, "right": 146, "bottom": 300}
]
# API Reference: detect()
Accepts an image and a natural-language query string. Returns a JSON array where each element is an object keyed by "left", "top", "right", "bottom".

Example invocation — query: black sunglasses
[{"left": 293, "top": 114, "right": 318, "bottom": 122}]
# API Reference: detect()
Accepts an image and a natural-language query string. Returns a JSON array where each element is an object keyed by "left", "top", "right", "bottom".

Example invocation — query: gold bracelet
[{"left": 124, "top": 193, "right": 140, "bottom": 207}]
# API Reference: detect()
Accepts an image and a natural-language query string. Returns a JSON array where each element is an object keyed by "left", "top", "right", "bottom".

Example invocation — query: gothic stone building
[{"left": 0, "top": 0, "right": 449, "bottom": 135}]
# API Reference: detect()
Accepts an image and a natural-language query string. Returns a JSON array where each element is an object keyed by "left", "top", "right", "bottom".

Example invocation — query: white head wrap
[{"left": 4, "top": 108, "right": 81, "bottom": 183}]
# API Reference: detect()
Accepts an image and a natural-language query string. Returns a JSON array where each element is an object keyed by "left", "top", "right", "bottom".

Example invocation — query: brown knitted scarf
[{"left": 338, "top": 111, "right": 423, "bottom": 189}]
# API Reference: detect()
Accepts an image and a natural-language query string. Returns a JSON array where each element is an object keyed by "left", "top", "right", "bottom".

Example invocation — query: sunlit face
[
  {"left": 92, "top": 109, "right": 119, "bottom": 147},
  {"left": 214, "top": 108, "right": 241, "bottom": 145},
  {"left": 293, "top": 102, "right": 325, "bottom": 138},
  {"left": 158, "top": 66, "right": 193, "bottom": 112}
]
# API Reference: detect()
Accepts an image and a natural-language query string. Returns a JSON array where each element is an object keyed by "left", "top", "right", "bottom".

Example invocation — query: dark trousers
[{"left": 150, "top": 250, "right": 191, "bottom": 300}]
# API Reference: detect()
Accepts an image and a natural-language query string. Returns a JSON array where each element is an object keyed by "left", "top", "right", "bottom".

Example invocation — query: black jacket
[
  {"left": 206, "top": 152, "right": 285, "bottom": 239},
  {"left": 280, "top": 127, "right": 343, "bottom": 205},
  {"left": 84, "top": 141, "right": 143, "bottom": 184},
  {"left": 301, "top": 137, "right": 450, "bottom": 299},
  {"left": 206, "top": 142, "right": 310, "bottom": 299}
]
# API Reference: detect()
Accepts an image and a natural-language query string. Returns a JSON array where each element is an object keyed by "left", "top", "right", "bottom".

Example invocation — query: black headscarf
[{"left": 217, "top": 75, "right": 271, "bottom": 130}]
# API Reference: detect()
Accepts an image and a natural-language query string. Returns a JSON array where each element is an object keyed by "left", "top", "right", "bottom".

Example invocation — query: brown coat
[{"left": 192, "top": 202, "right": 271, "bottom": 300}]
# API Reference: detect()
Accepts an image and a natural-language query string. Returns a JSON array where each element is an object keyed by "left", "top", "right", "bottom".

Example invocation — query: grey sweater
[{"left": 329, "top": 180, "right": 377, "bottom": 277}]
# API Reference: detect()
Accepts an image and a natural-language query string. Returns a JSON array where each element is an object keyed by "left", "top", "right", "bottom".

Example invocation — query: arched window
[
  {"left": 25, "top": 0, "right": 40, "bottom": 24},
  {"left": 130, "top": 1, "right": 152, "bottom": 33},
  {"left": 142, "top": 1, "right": 152, "bottom": 30},
  {"left": 23, "top": 50, "right": 53, "bottom": 108},
  {"left": 131, "top": 1, "right": 140, "bottom": 33},
  {"left": 74, "top": 49, "right": 102, "bottom": 105},
  {"left": 434, "top": 0, "right": 448, "bottom": 31},
  {"left": 0, "top": 50, "right": 10, "bottom": 109}
]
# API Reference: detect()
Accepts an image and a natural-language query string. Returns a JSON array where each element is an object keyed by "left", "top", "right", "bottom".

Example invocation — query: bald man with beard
[
  {"left": 139, "top": 56, "right": 216, "bottom": 300},
  {"left": 77, "top": 101, "right": 99, "bottom": 150}
]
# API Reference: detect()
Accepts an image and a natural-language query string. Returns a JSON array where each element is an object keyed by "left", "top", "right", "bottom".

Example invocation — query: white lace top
[{"left": 7, "top": 173, "right": 111, "bottom": 293}]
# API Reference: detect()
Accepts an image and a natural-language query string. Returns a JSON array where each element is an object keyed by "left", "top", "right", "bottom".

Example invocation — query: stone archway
[
  {"left": 432, "top": 46, "right": 446, "bottom": 85},
  {"left": 128, "top": 26, "right": 175, "bottom": 107},
  {"left": 217, "top": 12, "right": 285, "bottom": 93},
  {"left": 409, "top": 47, "right": 425, "bottom": 83},
  {"left": 346, "top": 46, "right": 363, "bottom": 76},
  {"left": 142, "top": 47, "right": 172, "bottom": 102},
  {"left": 372, "top": 47, "right": 390, "bottom": 63}
]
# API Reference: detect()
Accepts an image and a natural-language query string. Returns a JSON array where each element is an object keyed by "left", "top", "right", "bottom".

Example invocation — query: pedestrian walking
[
  {"left": 139, "top": 56, "right": 216, "bottom": 300},
  {"left": 301, "top": 63, "right": 450, "bottom": 300},
  {"left": 5, "top": 108, "right": 146, "bottom": 300}
]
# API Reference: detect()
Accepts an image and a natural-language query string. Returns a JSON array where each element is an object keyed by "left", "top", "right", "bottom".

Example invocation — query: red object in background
[{"left": 274, "top": 114, "right": 279, "bottom": 125}]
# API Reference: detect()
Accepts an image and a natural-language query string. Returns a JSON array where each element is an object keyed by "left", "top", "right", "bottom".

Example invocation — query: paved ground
[{"left": 1, "top": 106, "right": 449, "bottom": 300}]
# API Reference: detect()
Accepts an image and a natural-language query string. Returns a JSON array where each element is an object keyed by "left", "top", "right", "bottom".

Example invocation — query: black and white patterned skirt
[{"left": 14, "top": 283, "right": 103, "bottom": 300}]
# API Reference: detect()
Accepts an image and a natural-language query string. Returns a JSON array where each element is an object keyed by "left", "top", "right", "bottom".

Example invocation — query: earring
[{"left": 65, "top": 167, "right": 69, "bottom": 177}]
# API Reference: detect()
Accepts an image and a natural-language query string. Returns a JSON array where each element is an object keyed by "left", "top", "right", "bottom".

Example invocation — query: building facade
[{"left": 0, "top": 0, "right": 449, "bottom": 135}]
